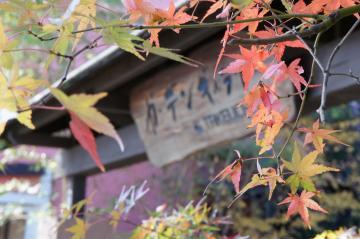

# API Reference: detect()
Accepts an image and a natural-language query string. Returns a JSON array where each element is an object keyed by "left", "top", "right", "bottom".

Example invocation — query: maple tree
[{"left": 0, "top": 0, "right": 359, "bottom": 235}]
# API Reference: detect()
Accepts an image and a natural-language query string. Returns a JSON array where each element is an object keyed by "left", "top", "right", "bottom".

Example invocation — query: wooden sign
[{"left": 130, "top": 40, "right": 295, "bottom": 166}]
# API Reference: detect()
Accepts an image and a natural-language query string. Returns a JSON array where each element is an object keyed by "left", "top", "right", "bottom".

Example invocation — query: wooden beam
[
  {"left": 6, "top": 131, "right": 74, "bottom": 148},
  {"left": 54, "top": 124, "right": 146, "bottom": 178}
]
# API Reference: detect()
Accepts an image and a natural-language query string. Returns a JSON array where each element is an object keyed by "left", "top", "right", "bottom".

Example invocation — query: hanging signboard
[{"left": 130, "top": 40, "right": 295, "bottom": 166}]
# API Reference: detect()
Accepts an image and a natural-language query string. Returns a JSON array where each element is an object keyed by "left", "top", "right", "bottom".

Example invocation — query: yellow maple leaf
[
  {"left": 66, "top": 217, "right": 87, "bottom": 239},
  {"left": 0, "top": 21, "right": 13, "bottom": 68},
  {"left": 69, "top": 0, "right": 97, "bottom": 50},
  {"left": 231, "top": 167, "right": 284, "bottom": 204},
  {"left": 283, "top": 143, "right": 339, "bottom": 193},
  {"left": 9, "top": 65, "right": 46, "bottom": 97},
  {"left": 109, "top": 210, "right": 122, "bottom": 229},
  {"left": 0, "top": 66, "right": 45, "bottom": 134},
  {"left": 0, "top": 21, "right": 7, "bottom": 48},
  {"left": 51, "top": 88, "right": 124, "bottom": 151},
  {"left": 46, "top": 23, "right": 73, "bottom": 67},
  {"left": 248, "top": 106, "right": 288, "bottom": 154}
]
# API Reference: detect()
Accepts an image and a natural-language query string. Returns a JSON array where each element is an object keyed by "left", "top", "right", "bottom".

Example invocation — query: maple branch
[
  {"left": 329, "top": 72, "right": 360, "bottom": 84},
  {"left": 278, "top": 89, "right": 306, "bottom": 99},
  {"left": 317, "top": 18, "right": 360, "bottom": 122},
  {"left": 70, "top": 13, "right": 324, "bottom": 34},
  {"left": 257, "top": 0, "right": 322, "bottom": 76},
  {"left": 28, "top": 30, "right": 58, "bottom": 41},
  {"left": 276, "top": 32, "right": 323, "bottom": 161},
  {"left": 3, "top": 48, "right": 73, "bottom": 59},
  {"left": 260, "top": 0, "right": 324, "bottom": 174},
  {"left": 234, "top": 4, "right": 360, "bottom": 46},
  {"left": 58, "top": 35, "right": 103, "bottom": 86}
]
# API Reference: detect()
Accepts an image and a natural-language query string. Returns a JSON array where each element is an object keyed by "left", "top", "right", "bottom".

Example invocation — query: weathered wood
[
  {"left": 130, "top": 40, "right": 295, "bottom": 166},
  {"left": 54, "top": 124, "right": 146, "bottom": 178}
]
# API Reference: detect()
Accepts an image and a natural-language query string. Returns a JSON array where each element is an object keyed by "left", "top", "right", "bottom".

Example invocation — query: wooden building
[{"left": 2, "top": 3, "right": 360, "bottom": 238}]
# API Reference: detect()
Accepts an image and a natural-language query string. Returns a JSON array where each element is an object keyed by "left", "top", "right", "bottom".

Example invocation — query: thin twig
[
  {"left": 58, "top": 35, "right": 103, "bottom": 86},
  {"left": 317, "top": 18, "right": 360, "bottom": 122},
  {"left": 260, "top": 0, "right": 325, "bottom": 73},
  {"left": 329, "top": 72, "right": 360, "bottom": 84},
  {"left": 4, "top": 48, "right": 73, "bottom": 59},
  {"left": 28, "top": 30, "right": 58, "bottom": 41},
  {"left": 276, "top": 32, "right": 323, "bottom": 159},
  {"left": 234, "top": 5, "right": 360, "bottom": 46}
]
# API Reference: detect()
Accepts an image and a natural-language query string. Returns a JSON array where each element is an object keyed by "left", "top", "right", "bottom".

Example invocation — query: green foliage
[{"left": 131, "top": 201, "right": 222, "bottom": 239}]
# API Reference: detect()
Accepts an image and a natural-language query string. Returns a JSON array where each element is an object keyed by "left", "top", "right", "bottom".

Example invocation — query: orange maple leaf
[
  {"left": 240, "top": 83, "right": 277, "bottom": 116},
  {"left": 231, "top": 7, "right": 268, "bottom": 35},
  {"left": 322, "top": 0, "right": 359, "bottom": 16},
  {"left": 249, "top": 106, "right": 288, "bottom": 154},
  {"left": 240, "top": 86, "right": 262, "bottom": 116},
  {"left": 122, "top": 0, "right": 158, "bottom": 23},
  {"left": 220, "top": 46, "right": 269, "bottom": 90},
  {"left": 278, "top": 191, "right": 328, "bottom": 228},
  {"left": 291, "top": 0, "right": 325, "bottom": 14},
  {"left": 149, "top": 1, "right": 195, "bottom": 46},
  {"left": 201, "top": 0, "right": 225, "bottom": 23},
  {"left": 290, "top": 0, "right": 358, "bottom": 17},
  {"left": 297, "top": 119, "right": 349, "bottom": 153},
  {"left": 262, "top": 167, "right": 285, "bottom": 200}
]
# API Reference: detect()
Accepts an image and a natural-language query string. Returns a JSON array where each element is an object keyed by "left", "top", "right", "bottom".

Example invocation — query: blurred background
[{"left": 0, "top": 99, "right": 358, "bottom": 239}]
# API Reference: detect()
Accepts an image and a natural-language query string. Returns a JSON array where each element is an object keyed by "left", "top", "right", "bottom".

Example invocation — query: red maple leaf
[
  {"left": 278, "top": 191, "right": 328, "bottom": 228},
  {"left": 271, "top": 58, "right": 308, "bottom": 97},
  {"left": 205, "top": 150, "right": 243, "bottom": 194},
  {"left": 69, "top": 113, "right": 105, "bottom": 172},
  {"left": 220, "top": 46, "right": 268, "bottom": 90}
]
